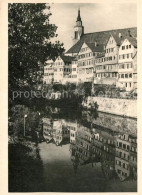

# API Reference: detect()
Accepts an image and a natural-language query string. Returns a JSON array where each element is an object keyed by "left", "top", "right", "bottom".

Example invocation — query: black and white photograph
[{"left": 0, "top": 1, "right": 140, "bottom": 193}]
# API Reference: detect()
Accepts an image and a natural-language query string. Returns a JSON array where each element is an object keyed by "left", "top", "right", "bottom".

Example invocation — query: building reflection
[
  {"left": 43, "top": 118, "right": 70, "bottom": 146},
  {"left": 92, "top": 128, "right": 116, "bottom": 179},
  {"left": 115, "top": 134, "right": 131, "bottom": 181},
  {"left": 43, "top": 118, "right": 53, "bottom": 143},
  {"left": 42, "top": 113, "right": 137, "bottom": 182}
]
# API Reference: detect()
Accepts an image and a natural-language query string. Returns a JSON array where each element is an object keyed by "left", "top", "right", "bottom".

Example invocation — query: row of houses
[
  {"left": 43, "top": 33, "right": 137, "bottom": 92},
  {"left": 43, "top": 9, "right": 137, "bottom": 92}
]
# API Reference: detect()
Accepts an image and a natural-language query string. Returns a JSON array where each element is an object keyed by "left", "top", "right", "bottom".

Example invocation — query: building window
[
  {"left": 129, "top": 45, "right": 131, "bottom": 48},
  {"left": 129, "top": 73, "right": 132, "bottom": 78},
  {"left": 122, "top": 46, "right": 125, "bottom": 50},
  {"left": 125, "top": 74, "right": 128, "bottom": 78}
]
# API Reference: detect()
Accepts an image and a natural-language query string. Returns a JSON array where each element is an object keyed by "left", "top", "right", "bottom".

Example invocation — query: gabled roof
[
  {"left": 67, "top": 41, "right": 84, "bottom": 54},
  {"left": 123, "top": 36, "right": 137, "bottom": 48},
  {"left": 109, "top": 34, "right": 123, "bottom": 46},
  {"left": 60, "top": 55, "right": 75, "bottom": 63},
  {"left": 66, "top": 27, "right": 137, "bottom": 54},
  {"left": 85, "top": 42, "right": 104, "bottom": 52}
]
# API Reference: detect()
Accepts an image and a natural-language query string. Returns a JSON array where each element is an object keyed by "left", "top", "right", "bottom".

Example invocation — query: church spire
[
  {"left": 77, "top": 8, "right": 81, "bottom": 22},
  {"left": 73, "top": 8, "right": 84, "bottom": 46}
]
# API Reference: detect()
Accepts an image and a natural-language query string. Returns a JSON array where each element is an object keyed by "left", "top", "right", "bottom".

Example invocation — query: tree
[{"left": 9, "top": 3, "right": 65, "bottom": 89}]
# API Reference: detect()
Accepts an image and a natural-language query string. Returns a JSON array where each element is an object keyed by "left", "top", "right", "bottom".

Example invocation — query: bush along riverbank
[{"left": 8, "top": 105, "right": 45, "bottom": 192}]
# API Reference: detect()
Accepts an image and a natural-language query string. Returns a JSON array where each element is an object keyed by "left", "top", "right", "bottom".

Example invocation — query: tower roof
[{"left": 77, "top": 8, "right": 81, "bottom": 22}]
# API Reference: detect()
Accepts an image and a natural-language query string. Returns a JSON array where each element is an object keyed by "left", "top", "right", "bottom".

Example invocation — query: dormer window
[
  {"left": 119, "top": 33, "right": 122, "bottom": 38},
  {"left": 128, "top": 30, "right": 132, "bottom": 37}
]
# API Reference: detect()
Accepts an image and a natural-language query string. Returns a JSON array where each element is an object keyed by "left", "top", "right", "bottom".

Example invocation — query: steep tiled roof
[
  {"left": 111, "top": 34, "right": 123, "bottom": 46},
  {"left": 126, "top": 36, "right": 137, "bottom": 48},
  {"left": 85, "top": 42, "right": 104, "bottom": 52},
  {"left": 60, "top": 55, "right": 75, "bottom": 63},
  {"left": 66, "top": 27, "right": 137, "bottom": 54}
]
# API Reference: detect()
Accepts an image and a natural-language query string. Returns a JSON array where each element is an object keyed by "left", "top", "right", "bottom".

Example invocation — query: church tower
[{"left": 73, "top": 9, "right": 84, "bottom": 45}]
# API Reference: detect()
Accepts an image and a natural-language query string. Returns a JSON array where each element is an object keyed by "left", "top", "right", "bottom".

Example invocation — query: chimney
[
  {"left": 119, "top": 33, "right": 122, "bottom": 38},
  {"left": 128, "top": 30, "right": 132, "bottom": 37}
]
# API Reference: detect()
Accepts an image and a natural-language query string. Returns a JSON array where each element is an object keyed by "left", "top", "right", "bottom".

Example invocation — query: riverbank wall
[
  {"left": 82, "top": 97, "right": 137, "bottom": 118},
  {"left": 82, "top": 110, "right": 137, "bottom": 136}
]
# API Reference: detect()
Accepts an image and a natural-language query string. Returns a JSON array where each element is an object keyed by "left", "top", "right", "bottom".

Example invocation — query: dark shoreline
[{"left": 8, "top": 139, "right": 45, "bottom": 192}]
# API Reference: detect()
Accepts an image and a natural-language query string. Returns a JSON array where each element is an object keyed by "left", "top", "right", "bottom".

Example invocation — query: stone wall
[
  {"left": 82, "top": 111, "right": 137, "bottom": 136},
  {"left": 83, "top": 96, "right": 137, "bottom": 118}
]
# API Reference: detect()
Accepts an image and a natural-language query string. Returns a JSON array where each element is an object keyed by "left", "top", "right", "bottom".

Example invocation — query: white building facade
[
  {"left": 78, "top": 42, "right": 99, "bottom": 83},
  {"left": 95, "top": 35, "right": 119, "bottom": 85},
  {"left": 43, "top": 60, "right": 54, "bottom": 84},
  {"left": 117, "top": 38, "right": 137, "bottom": 91}
]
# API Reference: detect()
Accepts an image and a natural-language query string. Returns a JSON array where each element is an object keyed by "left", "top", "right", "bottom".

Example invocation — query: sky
[{"left": 47, "top": 3, "right": 137, "bottom": 51}]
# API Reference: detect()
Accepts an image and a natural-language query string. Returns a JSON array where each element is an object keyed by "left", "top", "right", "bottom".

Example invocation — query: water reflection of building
[
  {"left": 42, "top": 113, "right": 137, "bottom": 182},
  {"left": 69, "top": 123, "right": 137, "bottom": 181},
  {"left": 92, "top": 128, "right": 116, "bottom": 179},
  {"left": 52, "top": 119, "right": 70, "bottom": 146},
  {"left": 115, "top": 133, "right": 137, "bottom": 181},
  {"left": 129, "top": 135, "right": 137, "bottom": 180},
  {"left": 66, "top": 121, "right": 78, "bottom": 144},
  {"left": 76, "top": 125, "right": 93, "bottom": 164},
  {"left": 69, "top": 124, "right": 117, "bottom": 179},
  {"left": 70, "top": 124, "right": 93, "bottom": 165},
  {"left": 81, "top": 110, "right": 137, "bottom": 180},
  {"left": 43, "top": 118, "right": 53, "bottom": 142},
  {"left": 42, "top": 118, "right": 70, "bottom": 145}
]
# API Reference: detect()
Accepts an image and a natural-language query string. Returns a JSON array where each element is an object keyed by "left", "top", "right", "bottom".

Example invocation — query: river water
[
  {"left": 9, "top": 104, "right": 137, "bottom": 192},
  {"left": 38, "top": 106, "right": 137, "bottom": 192}
]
